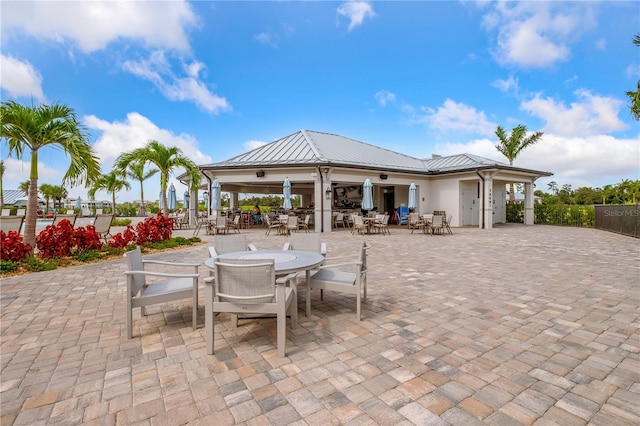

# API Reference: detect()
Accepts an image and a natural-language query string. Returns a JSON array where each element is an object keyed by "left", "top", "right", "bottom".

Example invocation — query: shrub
[
  {"left": 108, "top": 225, "right": 136, "bottom": 248},
  {"left": 135, "top": 213, "right": 173, "bottom": 244},
  {"left": 36, "top": 221, "right": 103, "bottom": 258},
  {"left": 0, "top": 259, "right": 18, "bottom": 274},
  {"left": 73, "top": 249, "right": 102, "bottom": 262},
  {"left": 112, "top": 218, "right": 132, "bottom": 226},
  {"left": 22, "top": 255, "right": 58, "bottom": 272},
  {"left": 0, "top": 230, "right": 32, "bottom": 262}
]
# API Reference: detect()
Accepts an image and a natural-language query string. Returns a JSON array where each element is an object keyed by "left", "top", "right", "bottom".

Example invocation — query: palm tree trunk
[{"left": 24, "top": 178, "right": 38, "bottom": 249}]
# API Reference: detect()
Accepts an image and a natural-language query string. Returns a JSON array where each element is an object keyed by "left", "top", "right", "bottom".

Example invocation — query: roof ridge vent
[{"left": 431, "top": 154, "right": 442, "bottom": 158}]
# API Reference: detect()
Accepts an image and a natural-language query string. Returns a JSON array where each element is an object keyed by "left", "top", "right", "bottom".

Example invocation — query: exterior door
[{"left": 462, "top": 182, "right": 479, "bottom": 226}]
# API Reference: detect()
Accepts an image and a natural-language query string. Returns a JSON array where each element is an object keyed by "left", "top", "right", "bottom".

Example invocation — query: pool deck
[{"left": 1, "top": 224, "right": 638, "bottom": 425}]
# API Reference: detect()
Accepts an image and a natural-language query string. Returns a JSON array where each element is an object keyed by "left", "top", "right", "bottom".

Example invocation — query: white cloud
[
  {"left": 627, "top": 64, "right": 640, "bottom": 79},
  {"left": 84, "top": 112, "right": 212, "bottom": 168},
  {"left": 1, "top": 157, "right": 59, "bottom": 185},
  {"left": 255, "top": 32, "right": 278, "bottom": 47},
  {"left": 244, "top": 140, "right": 268, "bottom": 151},
  {"left": 483, "top": 2, "right": 596, "bottom": 68},
  {"left": 594, "top": 38, "right": 606, "bottom": 51},
  {"left": 419, "top": 99, "right": 497, "bottom": 136},
  {"left": 122, "top": 51, "right": 231, "bottom": 114},
  {"left": 492, "top": 75, "right": 519, "bottom": 95},
  {"left": 1, "top": 0, "right": 198, "bottom": 53},
  {"left": 337, "top": 1, "right": 376, "bottom": 31},
  {"left": 375, "top": 90, "right": 396, "bottom": 107},
  {"left": 521, "top": 89, "right": 627, "bottom": 137},
  {"left": 0, "top": 54, "right": 46, "bottom": 102},
  {"left": 434, "top": 132, "right": 639, "bottom": 190},
  {"left": 81, "top": 112, "right": 212, "bottom": 202}
]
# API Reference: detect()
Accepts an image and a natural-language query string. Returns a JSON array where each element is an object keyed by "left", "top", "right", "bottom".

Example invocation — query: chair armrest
[
  {"left": 282, "top": 242, "right": 291, "bottom": 251},
  {"left": 317, "top": 260, "right": 362, "bottom": 270},
  {"left": 141, "top": 259, "right": 200, "bottom": 268},
  {"left": 276, "top": 273, "right": 298, "bottom": 285},
  {"left": 125, "top": 271, "right": 200, "bottom": 279},
  {"left": 321, "top": 242, "right": 327, "bottom": 255},
  {"left": 248, "top": 244, "right": 258, "bottom": 251},
  {"left": 203, "top": 276, "right": 215, "bottom": 285}
]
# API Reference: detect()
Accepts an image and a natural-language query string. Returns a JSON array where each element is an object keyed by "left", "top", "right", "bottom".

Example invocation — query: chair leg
[
  {"left": 127, "top": 298, "right": 133, "bottom": 339},
  {"left": 205, "top": 283, "right": 214, "bottom": 354},
  {"left": 192, "top": 281, "right": 198, "bottom": 331}
]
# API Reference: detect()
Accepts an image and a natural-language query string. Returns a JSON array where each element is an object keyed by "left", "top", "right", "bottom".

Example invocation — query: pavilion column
[
  {"left": 189, "top": 189, "right": 198, "bottom": 227},
  {"left": 230, "top": 192, "right": 238, "bottom": 210},
  {"left": 524, "top": 182, "right": 534, "bottom": 225}
]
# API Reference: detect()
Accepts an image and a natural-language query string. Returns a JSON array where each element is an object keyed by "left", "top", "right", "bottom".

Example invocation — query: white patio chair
[
  {"left": 286, "top": 216, "right": 298, "bottom": 235},
  {"left": 306, "top": 242, "right": 369, "bottom": 320},
  {"left": 431, "top": 215, "right": 445, "bottom": 235},
  {"left": 124, "top": 246, "right": 200, "bottom": 339},
  {"left": 351, "top": 215, "right": 365, "bottom": 235},
  {"left": 264, "top": 214, "right": 282, "bottom": 236},
  {"left": 1, "top": 209, "right": 11, "bottom": 216},
  {"left": 208, "top": 234, "right": 258, "bottom": 259},
  {"left": 282, "top": 232, "right": 327, "bottom": 256},
  {"left": 205, "top": 258, "right": 298, "bottom": 357}
]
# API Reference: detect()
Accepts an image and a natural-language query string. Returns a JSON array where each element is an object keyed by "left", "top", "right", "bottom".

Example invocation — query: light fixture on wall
[
  {"left": 256, "top": 170, "right": 265, "bottom": 178},
  {"left": 325, "top": 188, "right": 332, "bottom": 200},
  {"left": 380, "top": 174, "right": 388, "bottom": 180}
]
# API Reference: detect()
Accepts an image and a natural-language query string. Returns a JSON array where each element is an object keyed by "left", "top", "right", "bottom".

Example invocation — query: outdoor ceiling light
[
  {"left": 380, "top": 174, "right": 388, "bottom": 180},
  {"left": 256, "top": 170, "right": 265, "bottom": 178},
  {"left": 325, "top": 188, "right": 332, "bottom": 200}
]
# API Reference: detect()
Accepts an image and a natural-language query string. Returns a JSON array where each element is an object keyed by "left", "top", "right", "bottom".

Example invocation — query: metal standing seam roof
[{"left": 198, "top": 130, "right": 549, "bottom": 176}]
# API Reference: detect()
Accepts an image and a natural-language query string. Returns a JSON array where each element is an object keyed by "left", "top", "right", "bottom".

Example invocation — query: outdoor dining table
[{"left": 204, "top": 249, "right": 325, "bottom": 316}]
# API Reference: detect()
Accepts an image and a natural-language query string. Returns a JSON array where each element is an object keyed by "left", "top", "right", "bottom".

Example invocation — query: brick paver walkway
[{"left": 1, "top": 224, "right": 638, "bottom": 425}]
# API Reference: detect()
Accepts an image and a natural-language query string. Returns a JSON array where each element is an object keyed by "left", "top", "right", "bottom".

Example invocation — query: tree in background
[
  {"left": 50, "top": 185, "right": 68, "bottom": 209},
  {"left": 39, "top": 183, "right": 55, "bottom": 212},
  {"left": 18, "top": 180, "right": 30, "bottom": 196},
  {"left": 114, "top": 140, "right": 201, "bottom": 217},
  {"left": 0, "top": 101, "right": 100, "bottom": 247},
  {"left": 121, "top": 160, "right": 158, "bottom": 217},
  {"left": 88, "top": 171, "right": 131, "bottom": 215},
  {"left": 626, "top": 34, "right": 640, "bottom": 121},
  {"left": 495, "top": 125, "right": 543, "bottom": 203}
]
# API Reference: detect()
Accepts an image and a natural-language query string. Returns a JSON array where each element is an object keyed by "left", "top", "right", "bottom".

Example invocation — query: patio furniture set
[
  {"left": 124, "top": 233, "right": 369, "bottom": 357},
  {"left": 408, "top": 211, "right": 453, "bottom": 235}
]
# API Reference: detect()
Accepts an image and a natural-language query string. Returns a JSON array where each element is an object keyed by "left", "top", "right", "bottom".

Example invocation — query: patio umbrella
[
  {"left": 183, "top": 191, "right": 190, "bottom": 209},
  {"left": 361, "top": 178, "right": 373, "bottom": 211},
  {"left": 211, "top": 179, "right": 221, "bottom": 214},
  {"left": 203, "top": 191, "right": 209, "bottom": 214},
  {"left": 408, "top": 182, "right": 417, "bottom": 210},
  {"left": 159, "top": 191, "right": 164, "bottom": 210},
  {"left": 75, "top": 196, "right": 82, "bottom": 210},
  {"left": 168, "top": 184, "right": 177, "bottom": 211},
  {"left": 283, "top": 177, "right": 292, "bottom": 210}
]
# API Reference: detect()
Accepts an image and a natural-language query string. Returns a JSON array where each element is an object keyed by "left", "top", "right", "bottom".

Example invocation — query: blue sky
[{"left": 1, "top": 1, "right": 638, "bottom": 203}]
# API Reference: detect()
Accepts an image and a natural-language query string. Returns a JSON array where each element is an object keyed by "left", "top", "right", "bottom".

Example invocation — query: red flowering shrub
[
  {"left": 36, "top": 220, "right": 104, "bottom": 258},
  {"left": 0, "top": 231, "right": 32, "bottom": 261},
  {"left": 135, "top": 213, "right": 173, "bottom": 244},
  {"left": 109, "top": 225, "right": 137, "bottom": 248},
  {"left": 73, "top": 225, "right": 103, "bottom": 251},
  {"left": 37, "top": 220, "right": 76, "bottom": 258}
]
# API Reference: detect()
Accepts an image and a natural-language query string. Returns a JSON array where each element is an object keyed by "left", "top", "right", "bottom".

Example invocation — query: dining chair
[
  {"left": 264, "top": 215, "right": 282, "bottom": 236},
  {"left": 52, "top": 214, "right": 77, "bottom": 227},
  {"left": 205, "top": 258, "right": 298, "bottom": 357},
  {"left": 286, "top": 216, "right": 298, "bottom": 235},
  {"left": 306, "top": 242, "right": 369, "bottom": 320},
  {"left": 298, "top": 214, "right": 311, "bottom": 232},
  {"left": 431, "top": 215, "right": 445, "bottom": 235},
  {"left": 282, "top": 232, "right": 327, "bottom": 256},
  {"left": 124, "top": 246, "right": 199, "bottom": 339},
  {"left": 208, "top": 234, "right": 258, "bottom": 259},
  {"left": 351, "top": 215, "right": 365, "bottom": 235}
]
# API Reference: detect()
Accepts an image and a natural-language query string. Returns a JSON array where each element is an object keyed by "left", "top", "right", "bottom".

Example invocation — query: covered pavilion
[{"left": 182, "top": 130, "right": 552, "bottom": 232}]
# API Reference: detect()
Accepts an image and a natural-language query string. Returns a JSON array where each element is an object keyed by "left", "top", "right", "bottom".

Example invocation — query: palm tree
[
  {"left": 121, "top": 160, "right": 158, "bottom": 216},
  {"left": 39, "top": 183, "right": 55, "bottom": 212},
  {"left": 18, "top": 180, "right": 30, "bottom": 196},
  {"left": 88, "top": 171, "right": 131, "bottom": 215},
  {"left": 626, "top": 34, "right": 640, "bottom": 121},
  {"left": 1, "top": 101, "right": 100, "bottom": 247},
  {"left": 114, "top": 140, "right": 201, "bottom": 216},
  {"left": 50, "top": 185, "right": 68, "bottom": 210},
  {"left": 495, "top": 124, "right": 543, "bottom": 203}
]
